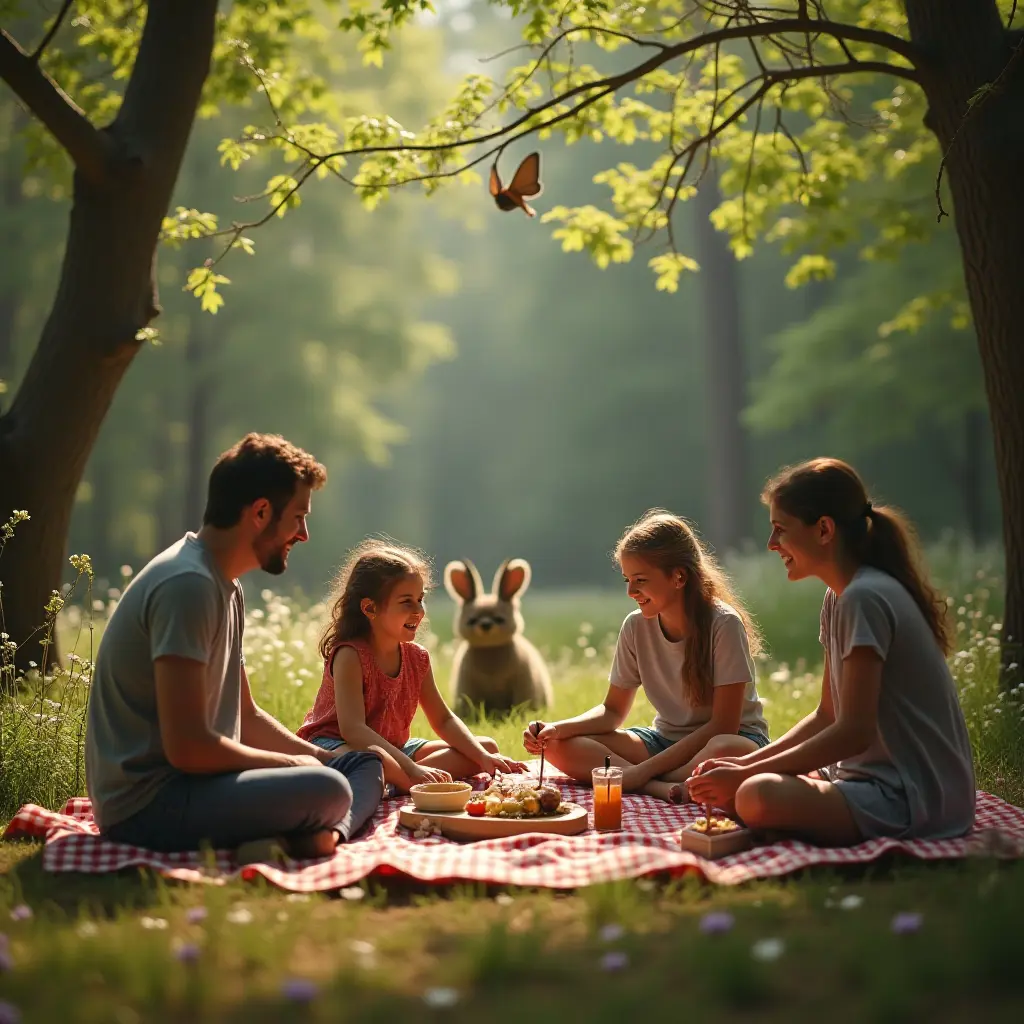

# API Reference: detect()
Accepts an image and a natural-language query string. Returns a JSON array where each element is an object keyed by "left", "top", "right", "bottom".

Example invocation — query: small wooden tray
[
  {"left": 678, "top": 825, "right": 753, "bottom": 859},
  {"left": 399, "top": 802, "right": 589, "bottom": 842}
]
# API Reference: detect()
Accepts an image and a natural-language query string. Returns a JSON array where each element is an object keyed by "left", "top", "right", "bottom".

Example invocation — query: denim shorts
[
  {"left": 627, "top": 725, "right": 770, "bottom": 759},
  {"left": 310, "top": 735, "right": 429, "bottom": 759}
]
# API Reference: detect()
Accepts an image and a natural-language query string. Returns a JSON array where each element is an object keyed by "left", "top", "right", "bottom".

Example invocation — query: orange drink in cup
[{"left": 592, "top": 766, "right": 623, "bottom": 831}]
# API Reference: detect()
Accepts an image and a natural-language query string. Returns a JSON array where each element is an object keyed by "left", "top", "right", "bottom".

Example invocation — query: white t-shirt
[{"left": 609, "top": 602, "right": 769, "bottom": 743}]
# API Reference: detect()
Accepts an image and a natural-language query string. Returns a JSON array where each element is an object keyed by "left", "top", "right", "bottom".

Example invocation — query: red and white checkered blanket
[{"left": 4, "top": 770, "right": 1023, "bottom": 890}]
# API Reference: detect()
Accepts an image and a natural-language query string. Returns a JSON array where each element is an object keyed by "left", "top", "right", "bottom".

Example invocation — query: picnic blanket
[{"left": 4, "top": 769, "right": 1024, "bottom": 890}]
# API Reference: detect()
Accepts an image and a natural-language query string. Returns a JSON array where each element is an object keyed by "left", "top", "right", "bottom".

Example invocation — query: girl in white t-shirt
[{"left": 523, "top": 510, "right": 770, "bottom": 802}]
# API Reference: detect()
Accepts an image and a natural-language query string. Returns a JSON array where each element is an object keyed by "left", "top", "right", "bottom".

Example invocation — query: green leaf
[
  {"left": 784, "top": 255, "right": 837, "bottom": 289},
  {"left": 648, "top": 252, "right": 700, "bottom": 293}
]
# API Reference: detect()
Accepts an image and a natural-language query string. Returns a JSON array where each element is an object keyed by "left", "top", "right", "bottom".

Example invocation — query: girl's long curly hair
[{"left": 318, "top": 538, "right": 433, "bottom": 661}]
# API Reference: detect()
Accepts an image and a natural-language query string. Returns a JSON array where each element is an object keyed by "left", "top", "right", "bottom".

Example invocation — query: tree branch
[
  {"left": 183, "top": 10, "right": 923, "bottom": 291},
  {"left": 0, "top": 28, "right": 112, "bottom": 184},
  {"left": 31, "top": 0, "right": 76, "bottom": 62}
]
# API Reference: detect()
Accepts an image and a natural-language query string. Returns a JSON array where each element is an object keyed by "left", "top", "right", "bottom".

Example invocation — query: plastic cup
[{"left": 592, "top": 766, "right": 623, "bottom": 831}]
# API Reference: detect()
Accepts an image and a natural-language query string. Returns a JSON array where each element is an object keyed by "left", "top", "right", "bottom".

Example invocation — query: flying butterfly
[{"left": 489, "top": 152, "right": 543, "bottom": 218}]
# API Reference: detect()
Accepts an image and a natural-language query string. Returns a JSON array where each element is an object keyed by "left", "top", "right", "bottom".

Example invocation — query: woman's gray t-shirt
[
  {"left": 609, "top": 603, "right": 769, "bottom": 743},
  {"left": 821, "top": 566, "right": 975, "bottom": 840}
]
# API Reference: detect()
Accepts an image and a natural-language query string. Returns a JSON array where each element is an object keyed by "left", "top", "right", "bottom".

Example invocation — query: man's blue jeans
[{"left": 105, "top": 751, "right": 384, "bottom": 852}]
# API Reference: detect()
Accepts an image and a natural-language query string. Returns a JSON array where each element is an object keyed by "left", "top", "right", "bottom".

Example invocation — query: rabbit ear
[
  {"left": 445, "top": 559, "right": 482, "bottom": 603},
  {"left": 494, "top": 558, "right": 532, "bottom": 601}
]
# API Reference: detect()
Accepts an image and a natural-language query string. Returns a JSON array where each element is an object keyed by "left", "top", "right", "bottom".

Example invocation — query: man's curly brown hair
[{"left": 202, "top": 433, "right": 327, "bottom": 528}]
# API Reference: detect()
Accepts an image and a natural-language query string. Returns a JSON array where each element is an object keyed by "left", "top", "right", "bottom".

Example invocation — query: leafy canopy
[{"left": 7, "top": 1, "right": 1018, "bottom": 334}]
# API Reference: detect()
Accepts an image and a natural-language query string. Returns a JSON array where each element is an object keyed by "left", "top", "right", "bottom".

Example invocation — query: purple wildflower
[
  {"left": 174, "top": 942, "right": 201, "bottom": 965},
  {"left": 281, "top": 978, "right": 319, "bottom": 1003},
  {"left": 185, "top": 907, "right": 208, "bottom": 925},
  {"left": 890, "top": 912, "right": 923, "bottom": 935},
  {"left": 601, "top": 951, "right": 629, "bottom": 972},
  {"left": 0, "top": 1000, "right": 20, "bottom": 1024},
  {"left": 0, "top": 947, "right": 12, "bottom": 972},
  {"left": 8, "top": 906, "right": 31, "bottom": 923},
  {"left": 699, "top": 911, "right": 735, "bottom": 935}
]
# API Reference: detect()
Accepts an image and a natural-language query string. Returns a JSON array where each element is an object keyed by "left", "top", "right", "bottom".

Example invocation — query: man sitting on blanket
[{"left": 85, "top": 433, "right": 385, "bottom": 860}]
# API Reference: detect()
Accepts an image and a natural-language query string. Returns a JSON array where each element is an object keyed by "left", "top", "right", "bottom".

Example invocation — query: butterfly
[{"left": 489, "top": 152, "right": 543, "bottom": 217}]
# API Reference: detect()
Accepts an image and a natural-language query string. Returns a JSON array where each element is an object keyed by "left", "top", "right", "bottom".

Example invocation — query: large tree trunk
[
  {"left": 906, "top": 0, "right": 1024, "bottom": 680},
  {"left": 0, "top": 1, "right": 218, "bottom": 677},
  {"left": 693, "top": 170, "right": 748, "bottom": 553}
]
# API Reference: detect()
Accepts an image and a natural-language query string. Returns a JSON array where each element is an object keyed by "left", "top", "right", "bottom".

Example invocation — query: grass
[{"left": 0, "top": 543, "right": 1022, "bottom": 1021}]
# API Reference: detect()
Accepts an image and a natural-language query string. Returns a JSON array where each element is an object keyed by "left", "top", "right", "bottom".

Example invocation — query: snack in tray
[
  {"left": 688, "top": 815, "right": 741, "bottom": 835},
  {"left": 467, "top": 780, "right": 569, "bottom": 819}
]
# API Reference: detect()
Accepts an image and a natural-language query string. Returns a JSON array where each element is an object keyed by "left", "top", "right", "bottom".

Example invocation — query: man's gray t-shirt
[
  {"left": 821, "top": 566, "right": 975, "bottom": 839},
  {"left": 609, "top": 603, "right": 769, "bottom": 743},
  {"left": 86, "top": 534, "right": 244, "bottom": 830}
]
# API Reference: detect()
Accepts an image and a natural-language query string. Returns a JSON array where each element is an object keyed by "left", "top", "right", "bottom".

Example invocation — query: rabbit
[{"left": 444, "top": 557, "right": 553, "bottom": 717}]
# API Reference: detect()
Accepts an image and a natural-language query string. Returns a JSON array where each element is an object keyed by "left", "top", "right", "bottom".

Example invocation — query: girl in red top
[{"left": 298, "top": 539, "right": 527, "bottom": 794}]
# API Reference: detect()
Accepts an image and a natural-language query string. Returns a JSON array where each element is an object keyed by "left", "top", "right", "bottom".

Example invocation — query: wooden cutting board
[{"left": 399, "top": 802, "right": 589, "bottom": 841}]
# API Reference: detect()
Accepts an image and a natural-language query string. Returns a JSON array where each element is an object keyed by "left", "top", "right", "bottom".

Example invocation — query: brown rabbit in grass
[{"left": 444, "top": 558, "right": 553, "bottom": 716}]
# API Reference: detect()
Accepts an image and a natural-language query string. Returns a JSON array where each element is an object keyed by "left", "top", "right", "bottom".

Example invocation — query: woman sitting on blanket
[
  {"left": 688, "top": 458, "right": 976, "bottom": 846},
  {"left": 297, "top": 538, "right": 527, "bottom": 795},
  {"left": 524, "top": 510, "right": 770, "bottom": 803}
]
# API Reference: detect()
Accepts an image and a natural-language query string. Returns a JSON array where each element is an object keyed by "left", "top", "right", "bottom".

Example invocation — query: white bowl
[{"left": 409, "top": 782, "right": 473, "bottom": 813}]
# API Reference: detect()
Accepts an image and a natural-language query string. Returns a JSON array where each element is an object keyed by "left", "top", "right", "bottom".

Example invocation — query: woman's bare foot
[{"left": 642, "top": 780, "right": 686, "bottom": 804}]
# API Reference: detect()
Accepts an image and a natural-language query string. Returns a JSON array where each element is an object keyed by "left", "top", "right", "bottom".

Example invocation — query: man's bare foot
[
  {"left": 235, "top": 837, "right": 289, "bottom": 867},
  {"left": 285, "top": 828, "right": 340, "bottom": 859},
  {"left": 642, "top": 780, "right": 687, "bottom": 804}
]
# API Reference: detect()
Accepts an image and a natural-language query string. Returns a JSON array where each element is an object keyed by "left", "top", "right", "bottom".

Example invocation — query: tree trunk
[
  {"left": 694, "top": 170, "right": 748, "bottom": 552},
  {"left": 906, "top": 0, "right": 1024, "bottom": 680},
  {"left": 0, "top": 0, "right": 218, "bottom": 677}
]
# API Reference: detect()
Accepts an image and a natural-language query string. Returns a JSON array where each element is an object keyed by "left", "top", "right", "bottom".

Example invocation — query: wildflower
[
  {"left": 8, "top": 906, "right": 31, "bottom": 922},
  {"left": 599, "top": 923, "right": 625, "bottom": 942},
  {"left": 350, "top": 939, "right": 376, "bottom": 956},
  {"left": 890, "top": 912, "right": 923, "bottom": 935},
  {"left": 699, "top": 911, "right": 735, "bottom": 935},
  {"left": 601, "top": 951, "right": 629, "bottom": 971},
  {"left": 226, "top": 907, "right": 253, "bottom": 925},
  {"left": 494, "top": 893, "right": 514, "bottom": 907},
  {"left": 281, "top": 978, "right": 318, "bottom": 1003},
  {"left": 76, "top": 921, "right": 99, "bottom": 938},
  {"left": 423, "top": 987, "right": 460, "bottom": 1008},
  {"left": 140, "top": 916, "right": 168, "bottom": 930},
  {"left": 0, "top": 939, "right": 12, "bottom": 972},
  {"left": 286, "top": 893, "right": 310, "bottom": 903},
  {"left": 0, "top": 1000, "right": 20, "bottom": 1024},
  {"left": 339, "top": 886, "right": 365, "bottom": 901},
  {"left": 174, "top": 941, "right": 201, "bottom": 964},
  {"left": 751, "top": 938, "right": 785, "bottom": 961},
  {"left": 185, "top": 907, "right": 208, "bottom": 924},
  {"left": 839, "top": 895, "right": 864, "bottom": 910}
]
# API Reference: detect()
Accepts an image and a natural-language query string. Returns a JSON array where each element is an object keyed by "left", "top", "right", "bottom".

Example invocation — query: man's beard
[
  {"left": 255, "top": 520, "right": 290, "bottom": 575},
  {"left": 260, "top": 547, "right": 288, "bottom": 575}
]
